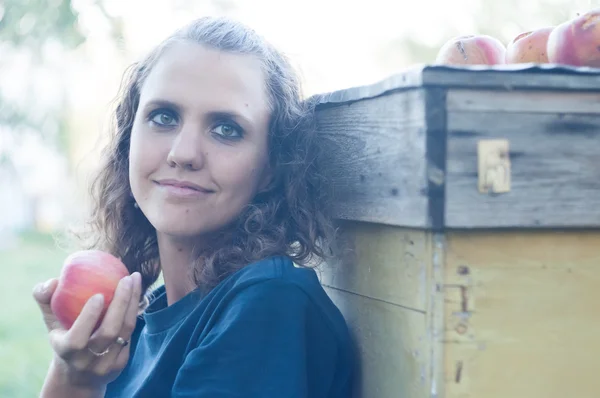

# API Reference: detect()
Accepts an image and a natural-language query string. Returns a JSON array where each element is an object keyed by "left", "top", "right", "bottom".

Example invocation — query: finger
[
  {"left": 96, "top": 273, "right": 142, "bottom": 368},
  {"left": 88, "top": 275, "right": 133, "bottom": 350},
  {"left": 114, "top": 343, "right": 132, "bottom": 369},
  {"left": 33, "top": 278, "right": 57, "bottom": 305},
  {"left": 121, "top": 272, "right": 142, "bottom": 338},
  {"left": 50, "top": 328, "right": 95, "bottom": 373},
  {"left": 57, "top": 293, "right": 105, "bottom": 356},
  {"left": 32, "top": 278, "right": 63, "bottom": 331},
  {"left": 48, "top": 328, "right": 71, "bottom": 358}
]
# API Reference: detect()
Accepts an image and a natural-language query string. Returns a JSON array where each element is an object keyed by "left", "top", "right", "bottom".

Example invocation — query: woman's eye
[
  {"left": 150, "top": 111, "right": 178, "bottom": 127},
  {"left": 213, "top": 123, "right": 242, "bottom": 139}
]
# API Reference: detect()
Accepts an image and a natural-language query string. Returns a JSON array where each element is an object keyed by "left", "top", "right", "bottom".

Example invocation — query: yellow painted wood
[
  {"left": 319, "top": 221, "right": 430, "bottom": 311},
  {"left": 443, "top": 230, "right": 600, "bottom": 398},
  {"left": 321, "top": 225, "right": 600, "bottom": 397},
  {"left": 325, "top": 286, "right": 429, "bottom": 398},
  {"left": 318, "top": 222, "right": 434, "bottom": 397},
  {"left": 427, "top": 233, "right": 446, "bottom": 398}
]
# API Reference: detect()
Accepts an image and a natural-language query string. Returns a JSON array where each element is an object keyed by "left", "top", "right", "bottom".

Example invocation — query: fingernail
[
  {"left": 42, "top": 279, "right": 53, "bottom": 292},
  {"left": 91, "top": 294, "right": 104, "bottom": 307},
  {"left": 122, "top": 275, "right": 132, "bottom": 288}
]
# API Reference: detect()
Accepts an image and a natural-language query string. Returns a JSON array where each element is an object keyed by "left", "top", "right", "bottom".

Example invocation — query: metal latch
[{"left": 477, "top": 139, "right": 510, "bottom": 194}]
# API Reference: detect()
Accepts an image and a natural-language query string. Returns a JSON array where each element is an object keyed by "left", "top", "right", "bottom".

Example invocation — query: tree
[{"left": 0, "top": 0, "right": 125, "bottom": 166}]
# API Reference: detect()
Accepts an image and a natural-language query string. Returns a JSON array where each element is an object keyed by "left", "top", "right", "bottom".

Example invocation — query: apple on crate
[
  {"left": 435, "top": 35, "right": 506, "bottom": 65},
  {"left": 505, "top": 27, "right": 554, "bottom": 64},
  {"left": 547, "top": 8, "right": 600, "bottom": 67}
]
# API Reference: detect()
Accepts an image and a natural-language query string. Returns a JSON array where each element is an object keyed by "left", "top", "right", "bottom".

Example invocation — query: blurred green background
[
  {"left": 0, "top": 231, "right": 65, "bottom": 397},
  {"left": 1, "top": 0, "right": 598, "bottom": 395}
]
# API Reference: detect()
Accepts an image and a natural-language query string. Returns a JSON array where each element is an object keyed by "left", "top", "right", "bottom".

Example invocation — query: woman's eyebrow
[
  {"left": 142, "top": 99, "right": 254, "bottom": 126},
  {"left": 206, "top": 110, "right": 254, "bottom": 127},
  {"left": 142, "top": 99, "right": 183, "bottom": 113}
]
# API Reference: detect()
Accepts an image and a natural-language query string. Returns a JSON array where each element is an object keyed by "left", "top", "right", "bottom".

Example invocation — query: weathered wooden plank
[
  {"left": 318, "top": 221, "right": 430, "bottom": 311},
  {"left": 324, "top": 286, "right": 429, "bottom": 398},
  {"left": 311, "top": 65, "right": 600, "bottom": 107},
  {"left": 426, "top": 233, "right": 446, "bottom": 398},
  {"left": 445, "top": 110, "right": 600, "bottom": 228},
  {"left": 423, "top": 67, "right": 600, "bottom": 92},
  {"left": 316, "top": 89, "right": 429, "bottom": 228},
  {"left": 443, "top": 231, "right": 600, "bottom": 398},
  {"left": 447, "top": 89, "right": 600, "bottom": 114},
  {"left": 311, "top": 71, "right": 423, "bottom": 106},
  {"left": 425, "top": 89, "right": 447, "bottom": 231}
]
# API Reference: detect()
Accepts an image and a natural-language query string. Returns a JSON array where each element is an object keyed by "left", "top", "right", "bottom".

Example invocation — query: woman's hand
[{"left": 33, "top": 272, "right": 142, "bottom": 395}]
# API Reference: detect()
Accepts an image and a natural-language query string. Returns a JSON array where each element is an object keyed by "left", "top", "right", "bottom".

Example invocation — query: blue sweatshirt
[{"left": 105, "top": 255, "right": 354, "bottom": 397}]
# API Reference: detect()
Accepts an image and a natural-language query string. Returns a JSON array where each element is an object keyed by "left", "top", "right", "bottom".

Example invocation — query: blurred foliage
[
  {"left": 0, "top": 0, "right": 85, "bottom": 52},
  {"left": 0, "top": 0, "right": 115, "bottom": 166},
  {"left": 173, "top": 0, "right": 237, "bottom": 13}
]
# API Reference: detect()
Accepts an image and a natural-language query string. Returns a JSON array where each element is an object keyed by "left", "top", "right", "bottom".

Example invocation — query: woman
[{"left": 33, "top": 16, "right": 353, "bottom": 397}]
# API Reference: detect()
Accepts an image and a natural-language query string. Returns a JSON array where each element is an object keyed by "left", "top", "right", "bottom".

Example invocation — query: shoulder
[
  {"left": 215, "top": 256, "right": 319, "bottom": 310},
  {"left": 220, "top": 255, "right": 333, "bottom": 316},
  {"left": 213, "top": 255, "right": 352, "bottom": 342},
  {"left": 228, "top": 255, "right": 321, "bottom": 290}
]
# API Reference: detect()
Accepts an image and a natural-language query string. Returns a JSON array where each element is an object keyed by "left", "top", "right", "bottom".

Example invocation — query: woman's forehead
[{"left": 139, "top": 42, "right": 270, "bottom": 114}]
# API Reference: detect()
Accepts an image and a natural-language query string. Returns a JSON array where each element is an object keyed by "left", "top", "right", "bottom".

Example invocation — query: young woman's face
[{"left": 129, "top": 41, "right": 272, "bottom": 240}]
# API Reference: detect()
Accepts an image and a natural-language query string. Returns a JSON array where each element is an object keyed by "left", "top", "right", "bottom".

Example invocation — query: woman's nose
[{"left": 166, "top": 124, "right": 205, "bottom": 171}]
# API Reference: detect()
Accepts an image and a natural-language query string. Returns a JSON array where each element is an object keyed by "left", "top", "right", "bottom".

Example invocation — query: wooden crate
[{"left": 312, "top": 64, "right": 600, "bottom": 398}]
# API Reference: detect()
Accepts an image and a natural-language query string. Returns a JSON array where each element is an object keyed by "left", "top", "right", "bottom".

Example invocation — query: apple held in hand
[
  {"left": 50, "top": 250, "right": 130, "bottom": 329},
  {"left": 435, "top": 35, "right": 506, "bottom": 65}
]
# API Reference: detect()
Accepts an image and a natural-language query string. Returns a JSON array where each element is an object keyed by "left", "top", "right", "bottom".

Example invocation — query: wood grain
[
  {"left": 427, "top": 233, "right": 446, "bottom": 398},
  {"left": 422, "top": 67, "right": 600, "bottom": 91},
  {"left": 310, "top": 64, "right": 600, "bottom": 107},
  {"left": 424, "top": 88, "right": 447, "bottom": 231},
  {"left": 447, "top": 89, "right": 600, "bottom": 114},
  {"left": 443, "top": 230, "right": 600, "bottom": 398},
  {"left": 325, "top": 286, "right": 429, "bottom": 398},
  {"left": 445, "top": 110, "right": 600, "bottom": 228},
  {"left": 318, "top": 221, "right": 430, "bottom": 312},
  {"left": 316, "top": 89, "right": 429, "bottom": 228}
]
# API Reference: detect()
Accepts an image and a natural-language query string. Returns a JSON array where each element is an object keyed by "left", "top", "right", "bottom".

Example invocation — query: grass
[{"left": 0, "top": 230, "right": 69, "bottom": 397}]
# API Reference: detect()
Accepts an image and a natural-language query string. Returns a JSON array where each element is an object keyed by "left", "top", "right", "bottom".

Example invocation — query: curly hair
[{"left": 78, "top": 16, "right": 337, "bottom": 297}]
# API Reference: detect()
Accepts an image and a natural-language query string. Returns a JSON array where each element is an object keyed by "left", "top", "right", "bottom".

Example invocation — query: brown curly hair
[{"left": 79, "top": 16, "right": 337, "bottom": 297}]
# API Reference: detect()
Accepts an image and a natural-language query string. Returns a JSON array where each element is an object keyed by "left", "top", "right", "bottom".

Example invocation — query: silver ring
[
  {"left": 115, "top": 337, "right": 129, "bottom": 347},
  {"left": 88, "top": 346, "right": 110, "bottom": 357}
]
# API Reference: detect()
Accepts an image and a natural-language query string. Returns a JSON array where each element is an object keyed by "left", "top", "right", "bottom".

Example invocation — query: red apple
[
  {"left": 506, "top": 27, "right": 554, "bottom": 64},
  {"left": 435, "top": 35, "right": 506, "bottom": 65},
  {"left": 50, "top": 250, "right": 130, "bottom": 330},
  {"left": 547, "top": 9, "right": 600, "bottom": 67}
]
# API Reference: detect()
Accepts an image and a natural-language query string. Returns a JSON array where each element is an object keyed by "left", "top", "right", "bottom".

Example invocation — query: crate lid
[{"left": 312, "top": 64, "right": 600, "bottom": 106}]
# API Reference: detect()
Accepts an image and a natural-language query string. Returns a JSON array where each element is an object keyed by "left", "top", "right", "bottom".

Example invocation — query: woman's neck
[{"left": 156, "top": 233, "right": 200, "bottom": 306}]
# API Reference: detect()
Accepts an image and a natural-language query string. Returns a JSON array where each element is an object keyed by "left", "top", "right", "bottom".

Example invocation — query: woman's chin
[
  {"left": 142, "top": 207, "right": 235, "bottom": 242},
  {"left": 149, "top": 218, "right": 212, "bottom": 241}
]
